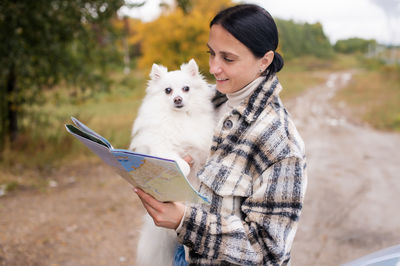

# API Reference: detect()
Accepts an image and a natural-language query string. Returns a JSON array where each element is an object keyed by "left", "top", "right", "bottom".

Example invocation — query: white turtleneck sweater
[{"left": 217, "top": 76, "right": 265, "bottom": 121}]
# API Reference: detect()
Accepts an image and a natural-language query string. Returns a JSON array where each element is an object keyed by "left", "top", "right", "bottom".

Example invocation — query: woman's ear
[{"left": 260, "top": 50, "right": 274, "bottom": 72}]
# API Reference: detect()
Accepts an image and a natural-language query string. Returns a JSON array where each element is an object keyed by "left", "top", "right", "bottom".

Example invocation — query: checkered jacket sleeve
[{"left": 176, "top": 76, "right": 307, "bottom": 265}]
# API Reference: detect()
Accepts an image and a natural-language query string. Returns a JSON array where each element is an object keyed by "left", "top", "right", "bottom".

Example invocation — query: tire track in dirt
[{"left": 287, "top": 72, "right": 400, "bottom": 266}]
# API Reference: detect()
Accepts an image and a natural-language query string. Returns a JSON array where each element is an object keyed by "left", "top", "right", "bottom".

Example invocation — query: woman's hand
[
  {"left": 134, "top": 155, "right": 193, "bottom": 229},
  {"left": 183, "top": 154, "right": 194, "bottom": 167},
  {"left": 134, "top": 188, "right": 185, "bottom": 230}
]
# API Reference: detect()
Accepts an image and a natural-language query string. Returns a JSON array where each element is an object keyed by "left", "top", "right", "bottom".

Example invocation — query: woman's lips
[{"left": 216, "top": 78, "right": 228, "bottom": 83}]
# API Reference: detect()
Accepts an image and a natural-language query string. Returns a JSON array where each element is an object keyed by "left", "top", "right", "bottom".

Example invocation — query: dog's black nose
[{"left": 174, "top": 96, "right": 182, "bottom": 105}]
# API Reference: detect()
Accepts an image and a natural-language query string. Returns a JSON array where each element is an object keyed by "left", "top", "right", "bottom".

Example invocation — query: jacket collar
[{"left": 233, "top": 75, "right": 282, "bottom": 124}]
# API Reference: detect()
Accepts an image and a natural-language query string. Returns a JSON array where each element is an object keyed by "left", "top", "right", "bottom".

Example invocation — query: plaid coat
[{"left": 176, "top": 75, "right": 307, "bottom": 265}]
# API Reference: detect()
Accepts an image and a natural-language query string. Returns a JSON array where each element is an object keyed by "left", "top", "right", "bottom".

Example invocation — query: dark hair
[{"left": 210, "top": 4, "right": 284, "bottom": 80}]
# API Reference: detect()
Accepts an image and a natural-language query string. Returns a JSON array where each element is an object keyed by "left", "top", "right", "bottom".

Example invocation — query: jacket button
[{"left": 223, "top": 119, "right": 233, "bottom": 129}]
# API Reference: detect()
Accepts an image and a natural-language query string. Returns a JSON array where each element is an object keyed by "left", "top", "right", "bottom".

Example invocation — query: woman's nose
[{"left": 209, "top": 58, "right": 222, "bottom": 75}]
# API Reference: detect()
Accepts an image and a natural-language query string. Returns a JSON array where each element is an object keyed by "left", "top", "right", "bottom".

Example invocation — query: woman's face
[{"left": 208, "top": 24, "right": 268, "bottom": 94}]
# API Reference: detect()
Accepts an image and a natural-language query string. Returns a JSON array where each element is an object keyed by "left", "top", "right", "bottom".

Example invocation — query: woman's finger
[
  {"left": 134, "top": 188, "right": 163, "bottom": 211},
  {"left": 134, "top": 187, "right": 186, "bottom": 229},
  {"left": 136, "top": 190, "right": 157, "bottom": 213},
  {"left": 140, "top": 199, "right": 159, "bottom": 218},
  {"left": 183, "top": 155, "right": 194, "bottom": 167}
]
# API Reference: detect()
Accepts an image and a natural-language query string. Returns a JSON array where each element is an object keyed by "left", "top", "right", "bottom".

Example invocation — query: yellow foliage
[
  {"left": 112, "top": 18, "right": 125, "bottom": 32},
  {"left": 112, "top": 17, "right": 143, "bottom": 50},
  {"left": 134, "top": 0, "right": 233, "bottom": 76},
  {"left": 126, "top": 18, "right": 144, "bottom": 45},
  {"left": 193, "top": 0, "right": 233, "bottom": 14}
]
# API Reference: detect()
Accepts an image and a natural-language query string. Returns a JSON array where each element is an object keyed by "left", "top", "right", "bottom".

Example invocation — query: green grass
[
  {"left": 1, "top": 54, "right": 399, "bottom": 192},
  {"left": 283, "top": 54, "right": 400, "bottom": 132},
  {"left": 334, "top": 65, "right": 400, "bottom": 132},
  {"left": 0, "top": 55, "right": 362, "bottom": 173},
  {"left": 0, "top": 69, "right": 147, "bottom": 191},
  {"left": 278, "top": 54, "right": 362, "bottom": 100}
]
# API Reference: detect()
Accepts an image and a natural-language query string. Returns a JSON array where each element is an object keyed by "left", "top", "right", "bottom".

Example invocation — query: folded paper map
[{"left": 65, "top": 117, "right": 209, "bottom": 204}]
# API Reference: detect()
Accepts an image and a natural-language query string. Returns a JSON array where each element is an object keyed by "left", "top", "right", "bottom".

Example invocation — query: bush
[
  {"left": 334, "top": 38, "right": 377, "bottom": 54},
  {"left": 276, "top": 19, "right": 334, "bottom": 59}
]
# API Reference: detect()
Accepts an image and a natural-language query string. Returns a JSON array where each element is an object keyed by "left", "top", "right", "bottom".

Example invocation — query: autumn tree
[
  {"left": 134, "top": 0, "right": 233, "bottom": 75},
  {"left": 113, "top": 16, "right": 143, "bottom": 74},
  {"left": 0, "top": 0, "right": 125, "bottom": 147}
]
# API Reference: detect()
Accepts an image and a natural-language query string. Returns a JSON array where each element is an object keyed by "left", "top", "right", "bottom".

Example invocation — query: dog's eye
[
  {"left": 182, "top": 86, "right": 190, "bottom": 92},
  {"left": 165, "top": 87, "right": 172, "bottom": 94}
]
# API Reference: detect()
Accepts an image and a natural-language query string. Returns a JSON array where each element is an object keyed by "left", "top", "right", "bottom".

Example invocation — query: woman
[{"left": 135, "top": 4, "right": 307, "bottom": 265}]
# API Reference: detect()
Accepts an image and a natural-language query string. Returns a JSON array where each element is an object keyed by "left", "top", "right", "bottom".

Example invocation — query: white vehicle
[{"left": 342, "top": 245, "right": 400, "bottom": 266}]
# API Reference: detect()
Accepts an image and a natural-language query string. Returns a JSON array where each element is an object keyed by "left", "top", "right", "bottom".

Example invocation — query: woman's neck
[{"left": 226, "top": 76, "right": 265, "bottom": 109}]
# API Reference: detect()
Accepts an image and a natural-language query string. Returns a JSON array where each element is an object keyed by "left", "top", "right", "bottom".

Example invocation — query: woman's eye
[
  {"left": 182, "top": 86, "right": 190, "bottom": 92},
  {"left": 165, "top": 87, "right": 172, "bottom": 94},
  {"left": 207, "top": 50, "right": 215, "bottom": 56},
  {"left": 224, "top": 57, "right": 234, "bottom": 62}
]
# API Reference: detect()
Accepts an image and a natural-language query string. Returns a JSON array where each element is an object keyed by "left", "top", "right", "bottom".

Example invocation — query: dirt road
[
  {"left": 289, "top": 72, "right": 400, "bottom": 265},
  {"left": 1, "top": 72, "right": 400, "bottom": 265}
]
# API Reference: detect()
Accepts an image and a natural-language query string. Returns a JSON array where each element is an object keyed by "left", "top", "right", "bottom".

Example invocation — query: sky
[{"left": 119, "top": 0, "right": 400, "bottom": 45}]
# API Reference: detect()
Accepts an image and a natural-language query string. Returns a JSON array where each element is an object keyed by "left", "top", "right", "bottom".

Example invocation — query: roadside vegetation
[
  {"left": 335, "top": 61, "right": 400, "bottom": 131},
  {"left": 0, "top": 0, "right": 399, "bottom": 194}
]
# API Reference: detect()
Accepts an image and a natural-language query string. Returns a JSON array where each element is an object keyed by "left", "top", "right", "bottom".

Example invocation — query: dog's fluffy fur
[{"left": 130, "top": 59, "right": 215, "bottom": 266}]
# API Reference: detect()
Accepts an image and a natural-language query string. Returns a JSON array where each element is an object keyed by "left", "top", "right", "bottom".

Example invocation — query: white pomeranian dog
[{"left": 129, "top": 59, "right": 216, "bottom": 266}]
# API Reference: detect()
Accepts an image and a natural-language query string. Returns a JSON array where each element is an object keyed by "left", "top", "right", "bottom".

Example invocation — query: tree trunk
[
  {"left": 123, "top": 17, "right": 130, "bottom": 75},
  {"left": 6, "top": 65, "right": 18, "bottom": 142},
  {"left": 0, "top": 80, "right": 6, "bottom": 149}
]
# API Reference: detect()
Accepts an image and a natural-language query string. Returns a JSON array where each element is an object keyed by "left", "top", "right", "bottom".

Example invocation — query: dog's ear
[
  {"left": 150, "top": 64, "right": 167, "bottom": 81},
  {"left": 181, "top": 59, "right": 199, "bottom": 77}
]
